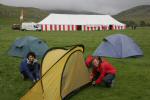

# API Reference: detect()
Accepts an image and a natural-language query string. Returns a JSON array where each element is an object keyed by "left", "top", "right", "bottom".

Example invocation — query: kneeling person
[{"left": 85, "top": 55, "right": 116, "bottom": 87}]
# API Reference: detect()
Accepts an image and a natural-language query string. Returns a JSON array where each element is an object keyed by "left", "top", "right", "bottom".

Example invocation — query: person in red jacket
[{"left": 85, "top": 55, "right": 116, "bottom": 87}]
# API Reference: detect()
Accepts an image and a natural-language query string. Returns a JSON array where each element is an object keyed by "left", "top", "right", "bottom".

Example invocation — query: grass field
[{"left": 0, "top": 26, "right": 150, "bottom": 100}]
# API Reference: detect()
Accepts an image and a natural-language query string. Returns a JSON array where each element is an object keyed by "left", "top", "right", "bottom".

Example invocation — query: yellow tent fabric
[
  {"left": 41, "top": 49, "right": 68, "bottom": 76},
  {"left": 20, "top": 45, "right": 90, "bottom": 100}
]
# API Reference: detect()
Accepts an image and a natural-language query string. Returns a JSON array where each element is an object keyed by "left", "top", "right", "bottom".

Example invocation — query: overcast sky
[{"left": 0, "top": 0, "right": 150, "bottom": 14}]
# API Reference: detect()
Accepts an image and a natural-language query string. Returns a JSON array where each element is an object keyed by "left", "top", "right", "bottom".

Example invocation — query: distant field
[{"left": 0, "top": 26, "right": 150, "bottom": 100}]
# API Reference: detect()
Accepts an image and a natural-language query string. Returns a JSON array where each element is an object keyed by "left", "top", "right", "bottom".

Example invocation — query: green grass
[{"left": 0, "top": 26, "right": 150, "bottom": 100}]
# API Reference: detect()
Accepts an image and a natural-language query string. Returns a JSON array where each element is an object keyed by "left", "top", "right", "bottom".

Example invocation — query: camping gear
[
  {"left": 93, "top": 34, "right": 143, "bottom": 58},
  {"left": 20, "top": 45, "right": 90, "bottom": 100},
  {"left": 8, "top": 36, "right": 48, "bottom": 58}
]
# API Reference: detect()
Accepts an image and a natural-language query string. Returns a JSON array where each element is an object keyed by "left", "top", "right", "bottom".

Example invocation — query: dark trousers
[
  {"left": 21, "top": 64, "right": 40, "bottom": 81},
  {"left": 93, "top": 72, "right": 115, "bottom": 87},
  {"left": 103, "top": 74, "right": 115, "bottom": 87}
]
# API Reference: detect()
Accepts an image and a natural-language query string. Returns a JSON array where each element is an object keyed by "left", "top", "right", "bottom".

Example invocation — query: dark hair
[
  {"left": 97, "top": 56, "right": 102, "bottom": 63},
  {"left": 89, "top": 56, "right": 102, "bottom": 68},
  {"left": 26, "top": 52, "right": 36, "bottom": 58}
]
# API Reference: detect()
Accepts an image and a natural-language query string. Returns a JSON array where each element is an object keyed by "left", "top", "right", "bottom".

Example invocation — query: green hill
[
  {"left": 0, "top": 4, "right": 100, "bottom": 25},
  {"left": 0, "top": 4, "right": 49, "bottom": 25},
  {"left": 1, "top": 4, "right": 150, "bottom": 26},
  {"left": 114, "top": 5, "right": 150, "bottom": 26}
]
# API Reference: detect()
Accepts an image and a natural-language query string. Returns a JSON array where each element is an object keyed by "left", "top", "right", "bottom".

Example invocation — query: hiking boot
[
  {"left": 36, "top": 78, "right": 39, "bottom": 81},
  {"left": 110, "top": 80, "right": 115, "bottom": 88}
]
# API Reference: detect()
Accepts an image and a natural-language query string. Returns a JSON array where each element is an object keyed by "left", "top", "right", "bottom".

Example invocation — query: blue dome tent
[
  {"left": 8, "top": 36, "right": 49, "bottom": 58},
  {"left": 93, "top": 34, "right": 143, "bottom": 58}
]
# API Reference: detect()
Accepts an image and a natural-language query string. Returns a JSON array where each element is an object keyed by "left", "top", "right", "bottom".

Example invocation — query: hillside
[
  {"left": 0, "top": 4, "right": 100, "bottom": 25},
  {"left": 0, "top": 4, "right": 49, "bottom": 25},
  {"left": 114, "top": 5, "right": 150, "bottom": 25},
  {"left": 0, "top": 4, "right": 150, "bottom": 26}
]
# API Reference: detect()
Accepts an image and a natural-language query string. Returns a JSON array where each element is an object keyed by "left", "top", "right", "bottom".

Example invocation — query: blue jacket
[
  {"left": 20, "top": 59, "right": 39, "bottom": 73},
  {"left": 20, "top": 59, "right": 40, "bottom": 81}
]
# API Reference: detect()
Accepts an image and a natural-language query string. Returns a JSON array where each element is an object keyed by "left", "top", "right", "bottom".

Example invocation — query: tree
[
  {"left": 121, "top": 21, "right": 137, "bottom": 27},
  {"left": 146, "top": 23, "right": 150, "bottom": 26},
  {"left": 140, "top": 21, "right": 146, "bottom": 27}
]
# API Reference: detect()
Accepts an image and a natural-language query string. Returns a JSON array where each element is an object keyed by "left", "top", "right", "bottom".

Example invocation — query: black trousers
[{"left": 93, "top": 72, "right": 115, "bottom": 87}]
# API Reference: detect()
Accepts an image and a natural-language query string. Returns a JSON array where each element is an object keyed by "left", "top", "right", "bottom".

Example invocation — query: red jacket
[{"left": 92, "top": 59, "right": 116, "bottom": 84}]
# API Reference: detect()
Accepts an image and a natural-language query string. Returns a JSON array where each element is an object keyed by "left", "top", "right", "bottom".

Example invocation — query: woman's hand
[
  {"left": 90, "top": 73, "right": 94, "bottom": 81},
  {"left": 92, "top": 81, "right": 96, "bottom": 85}
]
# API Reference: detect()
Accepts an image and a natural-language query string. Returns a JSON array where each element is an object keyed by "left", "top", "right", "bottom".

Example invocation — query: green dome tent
[{"left": 8, "top": 36, "right": 49, "bottom": 58}]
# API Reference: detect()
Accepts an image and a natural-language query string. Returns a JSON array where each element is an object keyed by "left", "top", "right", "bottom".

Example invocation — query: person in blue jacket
[{"left": 20, "top": 52, "right": 40, "bottom": 83}]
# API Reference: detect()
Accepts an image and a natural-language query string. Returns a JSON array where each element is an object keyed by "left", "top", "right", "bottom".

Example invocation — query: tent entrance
[
  {"left": 61, "top": 51, "right": 90, "bottom": 98},
  {"left": 76, "top": 25, "right": 82, "bottom": 31},
  {"left": 109, "top": 25, "right": 113, "bottom": 30}
]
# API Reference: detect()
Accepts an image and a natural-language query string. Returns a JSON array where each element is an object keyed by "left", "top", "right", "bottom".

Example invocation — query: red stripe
[
  {"left": 59, "top": 25, "right": 61, "bottom": 31},
  {"left": 102, "top": 25, "right": 104, "bottom": 30},
  {"left": 41, "top": 25, "right": 44, "bottom": 31},
  {"left": 98, "top": 26, "right": 100, "bottom": 30},
  {"left": 50, "top": 25, "right": 52, "bottom": 31},
  {"left": 115, "top": 26, "right": 117, "bottom": 30},
  {"left": 54, "top": 25, "right": 57, "bottom": 31},
  {"left": 72, "top": 25, "right": 74, "bottom": 31},
  {"left": 63, "top": 25, "right": 65, "bottom": 31},
  {"left": 84, "top": 25, "right": 86, "bottom": 31},
  {"left": 68, "top": 25, "right": 70, "bottom": 31},
  {"left": 76, "top": 25, "right": 77, "bottom": 30},
  {"left": 45, "top": 25, "right": 47, "bottom": 31}
]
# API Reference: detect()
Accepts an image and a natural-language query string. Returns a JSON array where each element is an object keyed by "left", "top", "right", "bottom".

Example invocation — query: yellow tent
[{"left": 20, "top": 45, "right": 90, "bottom": 100}]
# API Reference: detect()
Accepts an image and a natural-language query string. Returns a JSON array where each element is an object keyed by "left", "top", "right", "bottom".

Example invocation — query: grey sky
[{"left": 0, "top": 0, "right": 150, "bottom": 14}]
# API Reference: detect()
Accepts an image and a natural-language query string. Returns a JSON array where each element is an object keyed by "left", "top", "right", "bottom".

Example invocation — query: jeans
[
  {"left": 21, "top": 63, "right": 40, "bottom": 81},
  {"left": 103, "top": 74, "right": 115, "bottom": 87}
]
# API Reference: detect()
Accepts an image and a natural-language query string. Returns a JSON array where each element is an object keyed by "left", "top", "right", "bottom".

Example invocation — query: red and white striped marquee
[
  {"left": 38, "top": 14, "right": 126, "bottom": 31},
  {"left": 41, "top": 24, "right": 126, "bottom": 31}
]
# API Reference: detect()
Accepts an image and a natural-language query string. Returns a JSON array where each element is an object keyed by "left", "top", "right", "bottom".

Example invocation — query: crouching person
[
  {"left": 85, "top": 55, "right": 116, "bottom": 87},
  {"left": 20, "top": 52, "right": 40, "bottom": 83}
]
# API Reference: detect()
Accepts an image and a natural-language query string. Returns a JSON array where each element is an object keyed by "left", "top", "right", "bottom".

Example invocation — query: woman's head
[
  {"left": 85, "top": 55, "right": 102, "bottom": 68},
  {"left": 27, "top": 52, "right": 36, "bottom": 62},
  {"left": 92, "top": 56, "right": 102, "bottom": 67}
]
